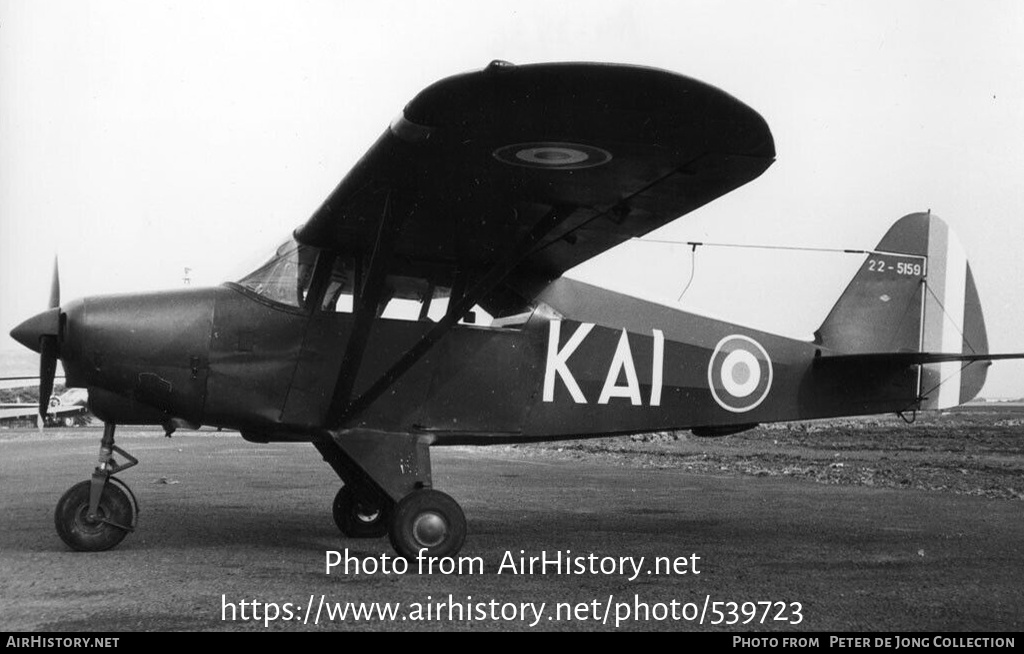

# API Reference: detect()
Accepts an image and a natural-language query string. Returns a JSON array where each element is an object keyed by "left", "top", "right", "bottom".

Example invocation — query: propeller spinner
[{"left": 9, "top": 258, "right": 62, "bottom": 426}]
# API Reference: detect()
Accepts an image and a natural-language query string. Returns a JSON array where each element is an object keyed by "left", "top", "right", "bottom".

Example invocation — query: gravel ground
[
  {"left": 1, "top": 406, "right": 1023, "bottom": 631},
  {"left": 503, "top": 404, "right": 1024, "bottom": 501}
]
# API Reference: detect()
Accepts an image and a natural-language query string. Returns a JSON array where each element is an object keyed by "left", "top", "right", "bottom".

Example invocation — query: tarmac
[{"left": 1, "top": 427, "right": 1021, "bottom": 631}]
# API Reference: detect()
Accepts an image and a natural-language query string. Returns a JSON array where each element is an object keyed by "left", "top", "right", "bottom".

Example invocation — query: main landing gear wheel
[
  {"left": 333, "top": 486, "right": 390, "bottom": 538},
  {"left": 54, "top": 478, "right": 136, "bottom": 552},
  {"left": 388, "top": 489, "right": 466, "bottom": 560}
]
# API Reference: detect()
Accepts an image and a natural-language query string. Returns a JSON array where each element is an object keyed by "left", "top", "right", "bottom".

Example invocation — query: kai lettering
[{"left": 543, "top": 321, "right": 665, "bottom": 405}]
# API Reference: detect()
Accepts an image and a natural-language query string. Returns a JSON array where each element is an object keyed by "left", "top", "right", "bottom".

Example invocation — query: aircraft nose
[{"left": 9, "top": 307, "right": 60, "bottom": 353}]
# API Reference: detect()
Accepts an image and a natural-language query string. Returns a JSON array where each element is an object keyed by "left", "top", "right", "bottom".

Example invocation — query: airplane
[
  {"left": 0, "top": 384, "right": 91, "bottom": 428},
  {"left": 10, "top": 61, "right": 1023, "bottom": 559}
]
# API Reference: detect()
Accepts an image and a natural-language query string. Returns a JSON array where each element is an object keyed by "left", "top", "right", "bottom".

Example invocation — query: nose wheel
[
  {"left": 388, "top": 489, "right": 466, "bottom": 559},
  {"left": 54, "top": 477, "right": 137, "bottom": 551},
  {"left": 54, "top": 422, "right": 138, "bottom": 551}
]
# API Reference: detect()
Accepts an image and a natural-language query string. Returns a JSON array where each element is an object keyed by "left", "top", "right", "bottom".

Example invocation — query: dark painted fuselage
[{"left": 59, "top": 276, "right": 917, "bottom": 444}]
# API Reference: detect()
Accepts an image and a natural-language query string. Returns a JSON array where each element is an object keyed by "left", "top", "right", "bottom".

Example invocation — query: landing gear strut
[
  {"left": 54, "top": 422, "right": 138, "bottom": 551},
  {"left": 315, "top": 433, "right": 467, "bottom": 558}
]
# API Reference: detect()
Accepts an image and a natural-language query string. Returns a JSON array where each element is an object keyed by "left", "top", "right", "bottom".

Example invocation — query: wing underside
[{"left": 294, "top": 62, "right": 775, "bottom": 313}]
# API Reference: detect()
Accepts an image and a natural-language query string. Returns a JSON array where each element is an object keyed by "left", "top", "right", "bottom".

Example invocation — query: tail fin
[{"left": 815, "top": 212, "right": 990, "bottom": 409}]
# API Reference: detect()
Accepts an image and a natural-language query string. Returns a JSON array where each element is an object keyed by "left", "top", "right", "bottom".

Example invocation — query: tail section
[{"left": 816, "top": 212, "right": 993, "bottom": 409}]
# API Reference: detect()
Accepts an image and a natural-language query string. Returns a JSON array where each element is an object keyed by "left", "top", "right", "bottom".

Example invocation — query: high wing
[{"left": 294, "top": 61, "right": 775, "bottom": 313}]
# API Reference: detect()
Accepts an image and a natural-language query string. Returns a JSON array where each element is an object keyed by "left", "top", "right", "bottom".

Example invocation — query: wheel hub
[
  {"left": 75, "top": 504, "right": 108, "bottom": 534},
  {"left": 355, "top": 505, "right": 381, "bottom": 524},
  {"left": 412, "top": 511, "right": 447, "bottom": 547}
]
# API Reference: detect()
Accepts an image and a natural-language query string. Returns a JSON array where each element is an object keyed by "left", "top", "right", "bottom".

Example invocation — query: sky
[{"left": 2, "top": 0, "right": 1024, "bottom": 396}]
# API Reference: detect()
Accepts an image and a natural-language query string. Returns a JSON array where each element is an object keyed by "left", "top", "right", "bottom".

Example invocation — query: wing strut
[
  {"left": 325, "top": 193, "right": 405, "bottom": 422},
  {"left": 328, "top": 206, "right": 571, "bottom": 429}
]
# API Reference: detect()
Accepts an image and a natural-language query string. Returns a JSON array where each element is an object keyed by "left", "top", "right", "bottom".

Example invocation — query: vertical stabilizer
[{"left": 816, "top": 212, "right": 989, "bottom": 409}]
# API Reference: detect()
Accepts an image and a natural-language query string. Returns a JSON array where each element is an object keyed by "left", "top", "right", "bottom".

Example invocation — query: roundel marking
[
  {"left": 493, "top": 142, "right": 612, "bottom": 170},
  {"left": 707, "top": 334, "right": 773, "bottom": 413},
  {"left": 720, "top": 349, "right": 760, "bottom": 398}
]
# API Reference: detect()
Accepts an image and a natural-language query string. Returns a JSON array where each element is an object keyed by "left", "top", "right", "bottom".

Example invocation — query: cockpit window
[
  {"left": 235, "top": 236, "right": 522, "bottom": 326},
  {"left": 237, "top": 238, "right": 317, "bottom": 308},
  {"left": 320, "top": 255, "right": 356, "bottom": 313}
]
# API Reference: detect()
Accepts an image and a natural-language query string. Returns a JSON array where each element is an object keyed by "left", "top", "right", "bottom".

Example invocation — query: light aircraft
[
  {"left": 10, "top": 62, "right": 1023, "bottom": 558},
  {"left": 0, "top": 385, "right": 90, "bottom": 428}
]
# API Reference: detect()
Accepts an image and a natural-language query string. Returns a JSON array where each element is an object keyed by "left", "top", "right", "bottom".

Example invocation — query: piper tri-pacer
[{"left": 11, "top": 61, "right": 1021, "bottom": 559}]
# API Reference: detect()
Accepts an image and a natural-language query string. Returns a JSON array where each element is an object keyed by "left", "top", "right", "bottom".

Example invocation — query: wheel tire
[
  {"left": 388, "top": 489, "right": 466, "bottom": 560},
  {"left": 63, "top": 416, "right": 75, "bottom": 428},
  {"left": 333, "top": 486, "right": 389, "bottom": 538},
  {"left": 54, "top": 480, "right": 133, "bottom": 552}
]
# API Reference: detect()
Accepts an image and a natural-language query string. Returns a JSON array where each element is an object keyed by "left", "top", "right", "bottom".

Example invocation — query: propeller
[
  {"left": 37, "top": 258, "right": 61, "bottom": 426},
  {"left": 49, "top": 256, "right": 60, "bottom": 308},
  {"left": 9, "top": 257, "right": 64, "bottom": 431}
]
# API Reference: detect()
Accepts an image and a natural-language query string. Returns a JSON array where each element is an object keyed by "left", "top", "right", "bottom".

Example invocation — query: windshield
[{"left": 236, "top": 238, "right": 317, "bottom": 308}]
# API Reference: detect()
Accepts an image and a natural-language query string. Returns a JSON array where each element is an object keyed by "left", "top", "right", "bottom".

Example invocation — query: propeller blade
[
  {"left": 49, "top": 257, "right": 60, "bottom": 309},
  {"left": 38, "top": 335, "right": 58, "bottom": 421}
]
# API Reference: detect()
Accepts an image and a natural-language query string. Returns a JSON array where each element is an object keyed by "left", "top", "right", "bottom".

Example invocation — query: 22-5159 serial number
[{"left": 868, "top": 259, "right": 923, "bottom": 276}]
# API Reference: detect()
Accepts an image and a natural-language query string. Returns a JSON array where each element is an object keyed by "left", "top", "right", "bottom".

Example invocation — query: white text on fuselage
[{"left": 543, "top": 321, "right": 664, "bottom": 406}]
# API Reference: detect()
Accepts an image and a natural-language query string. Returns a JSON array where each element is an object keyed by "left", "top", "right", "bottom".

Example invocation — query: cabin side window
[
  {"left": 320, "top": 266, "right": 498, "bottom": 325},
  {"left": 320, "top": 266, "right": 454, "bottom": 321},
  {"left": 320, "top": 255, "right": 356, "bottom": 313},
  {"left": 377, "top": 276, "right": 451, "bottom": 322},
  {"left": 236, "top": 237, "right": 529, "bottom": 327}
]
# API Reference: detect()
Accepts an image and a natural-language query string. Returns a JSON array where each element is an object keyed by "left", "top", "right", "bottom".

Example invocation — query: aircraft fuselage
[{"left": 51, "top": 277, "right": 918, "bottom": 443}]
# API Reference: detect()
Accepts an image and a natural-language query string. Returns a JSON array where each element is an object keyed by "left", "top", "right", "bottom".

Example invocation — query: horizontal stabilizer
[{"left": 816, "top": 352, "right": 1024, "bottom": 369}]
